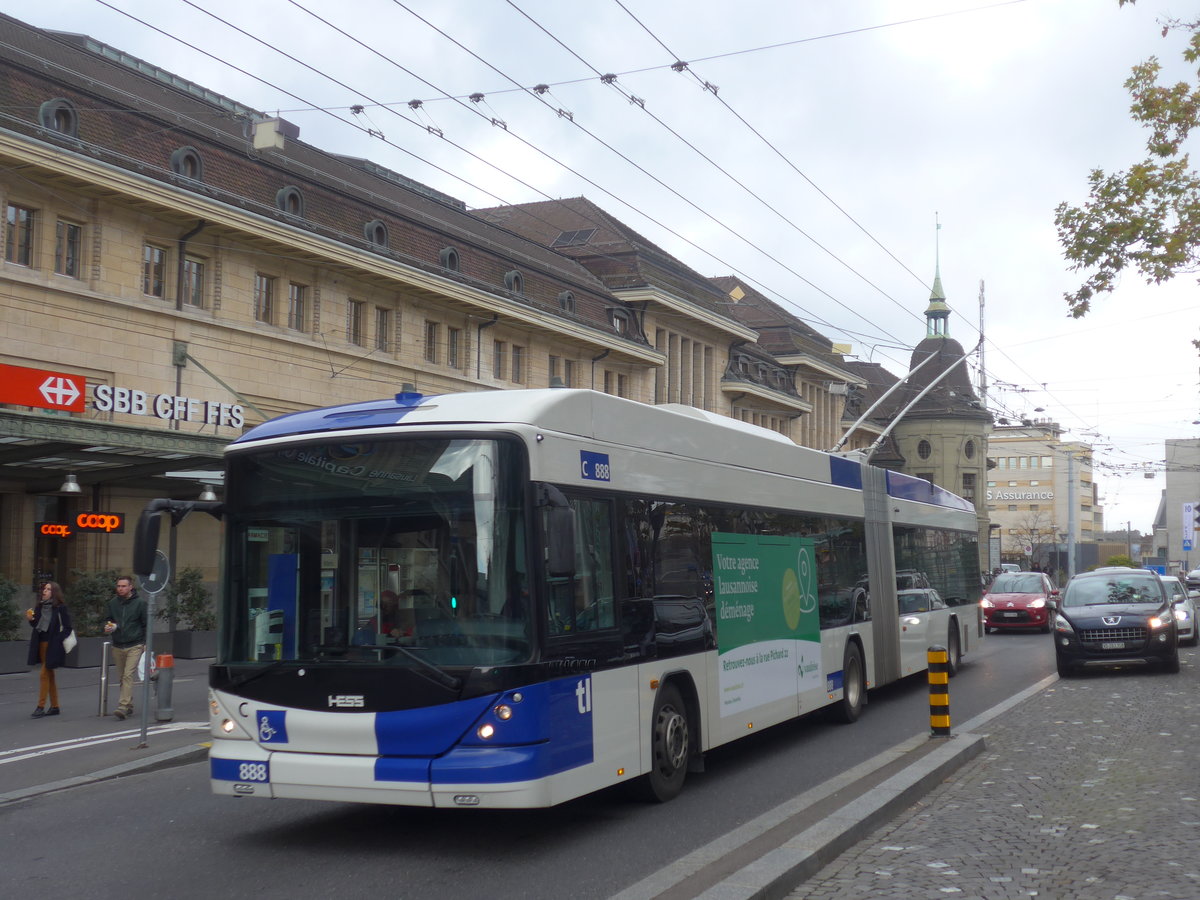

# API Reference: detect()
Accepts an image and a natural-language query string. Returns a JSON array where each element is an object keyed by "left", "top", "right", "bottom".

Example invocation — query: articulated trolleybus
[{"left": 135, "top": 387, "right": 980, "bottom": 809}]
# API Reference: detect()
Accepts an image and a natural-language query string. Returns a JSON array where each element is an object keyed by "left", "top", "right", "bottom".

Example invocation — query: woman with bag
[{"left": 26, "top": 581, "right": 73, "bottom": 718}]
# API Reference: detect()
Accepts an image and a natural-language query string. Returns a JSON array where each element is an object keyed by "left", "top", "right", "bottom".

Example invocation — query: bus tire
[
  {"left": 946, "top": 621, "right": 962, "bottom": 677},
  {"left": 640, "top": 682, "right": 689, "bottom": 803},
  {"left": 832, "top": 642, "right": 864, "bottom": 724}
]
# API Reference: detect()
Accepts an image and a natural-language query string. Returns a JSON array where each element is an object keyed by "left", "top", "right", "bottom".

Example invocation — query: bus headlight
[
  {"left": 494, "top": 703, "right": 514, "bottom": 721},
  {"left": 477, "top": 723, "right": 495, "bottom": 740},
  {"left": 221, "top": 718, "right": 236, "bottom": 733}
]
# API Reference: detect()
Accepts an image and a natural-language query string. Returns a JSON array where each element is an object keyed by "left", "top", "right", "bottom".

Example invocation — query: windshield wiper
[
  {"left": 226, "top": 658, "right": 292, "bottom": 690},
  {"left": 380, "top": 643, "right": 463, "bottom": 690}
]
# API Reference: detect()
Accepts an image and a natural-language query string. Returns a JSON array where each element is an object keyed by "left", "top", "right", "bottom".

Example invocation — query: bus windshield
[{"left": 221, "top": 436, "right": 530, "bottom": 668}]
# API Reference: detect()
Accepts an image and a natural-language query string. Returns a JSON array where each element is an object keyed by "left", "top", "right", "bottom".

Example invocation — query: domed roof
[{"left": 897, "top": 336, "right": 989, "bottom": 420}]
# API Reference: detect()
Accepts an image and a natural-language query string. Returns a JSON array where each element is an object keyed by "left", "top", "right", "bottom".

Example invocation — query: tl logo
[{"left": 575, "top": 676, "right": 593, "bottom": 714}]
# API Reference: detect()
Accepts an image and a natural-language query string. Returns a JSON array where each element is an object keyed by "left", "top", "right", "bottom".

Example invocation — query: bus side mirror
[
  {"left": 547, "top": 506, "right": 576, "bottom": 578},
  {"left": 132, "top": 498, "right": 224, "bottom": 579},
  {"left": 133, "top": 507, "right": 163, "bottom": 579}
]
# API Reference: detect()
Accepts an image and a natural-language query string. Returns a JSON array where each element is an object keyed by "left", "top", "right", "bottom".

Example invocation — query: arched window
[
  {"left": 364, "top": 219, "right": 389, "bottom": 248},
  {"left": 557, "top": 290, "right": 576, "bottom": 312},
  {"left": 964, "top": 439, "right": 976, "bottom": 460},
  {"left": 275, "top": 186, "right": 305, "bottom": 217},
  {"left": 917, "top": 439, "right": 932, "bottom": 460},
  {"left": 39, "top": 98, "right": 79, "bottom": 137},
  {"left": 170, "top": 146, "right": 204, "bottom": 181},
  {"left": 504, "top": 270, "right": 524, "bottom": 295},
  {"left": 439, "top": 246, "right": 460, "bottom": 271}
]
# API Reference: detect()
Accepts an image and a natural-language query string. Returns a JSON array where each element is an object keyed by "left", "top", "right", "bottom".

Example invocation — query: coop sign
[
  {"left": 36, "top": 512, "right": 126, "bottom": 539},
  {"left": 93, "top": 384, "right": 244, "bottom": 427}
]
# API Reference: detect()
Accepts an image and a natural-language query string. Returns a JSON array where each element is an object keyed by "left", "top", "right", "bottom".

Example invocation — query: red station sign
[{"left": 0, "top": 362, "right": 86, "bottom": 412}]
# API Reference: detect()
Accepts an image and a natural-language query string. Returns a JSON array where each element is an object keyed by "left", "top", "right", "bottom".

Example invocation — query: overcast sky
[{"left": 7, "top": 0, "right": 1198, "bottom": 533}]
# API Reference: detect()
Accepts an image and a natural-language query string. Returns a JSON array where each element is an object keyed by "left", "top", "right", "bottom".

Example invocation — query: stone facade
[{"left": 0, "top": 13, "right": 878, "bottom": 599}]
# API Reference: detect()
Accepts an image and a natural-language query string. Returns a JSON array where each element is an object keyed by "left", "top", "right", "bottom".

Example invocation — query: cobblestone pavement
[{"left": 788, "top": 661, "right": 1200, "bottom": 900}]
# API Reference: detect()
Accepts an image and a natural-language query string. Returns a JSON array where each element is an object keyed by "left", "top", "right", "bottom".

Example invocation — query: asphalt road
[{"left": 0, "top": 630, "right": 1056, "bottom": 900}]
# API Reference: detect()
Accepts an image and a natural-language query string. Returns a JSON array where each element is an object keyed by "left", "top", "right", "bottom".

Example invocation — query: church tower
[{"left": 873, "top": 237, "right": 993, "bottom": 572}]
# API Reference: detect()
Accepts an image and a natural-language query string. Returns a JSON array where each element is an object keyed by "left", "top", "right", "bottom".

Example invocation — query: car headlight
[
  {"left": 1149, "top": 614, "right": 1173, "bottom": 630},
  {"left": 1174, "top": 608, "right": 1190, "bottom": 623},
  {"left": 1029, "top": 599, "right": 1046, "bottom": 609},
  {"left": 981, "top": 598, "right": 994, "bottom": 609},
  {"left": 1053, "top": 614, "right": 1075, "bottom": 635}
]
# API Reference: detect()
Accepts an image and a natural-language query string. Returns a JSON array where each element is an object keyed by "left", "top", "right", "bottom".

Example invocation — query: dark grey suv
[{"left": 1052, "top": 567, "right": 1180, "bottom": 677}]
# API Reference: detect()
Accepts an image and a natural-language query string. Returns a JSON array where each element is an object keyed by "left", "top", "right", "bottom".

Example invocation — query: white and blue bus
[{"left": 135, "top": 388, "right": 980, "bottom": 808}]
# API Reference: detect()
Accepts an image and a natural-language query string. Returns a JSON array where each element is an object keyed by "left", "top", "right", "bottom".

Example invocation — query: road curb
[
  {"left": 613, "top": 675, "right": 1058, "bottom": 900},
  {"left": 0, "top": 741, "right": 209, "bottom": 806},
  {"left": 693, "top": 732, "right": 986, "bottom": 900}
]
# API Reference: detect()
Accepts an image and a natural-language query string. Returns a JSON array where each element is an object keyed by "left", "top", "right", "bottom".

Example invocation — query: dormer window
[
  {"left": 39, "top": 98, "right": 78, "bottom": 137},
  {"left": 557, "top": 291, "right": 576, "bottom": 313},
  {"left": 275, "top": 186, "right": 305, "bottom": 217},
  {"left": 439, "top": 246, "right": 460, "bottom": 271},
  {"left": 364, "top": 219, "right": 389, "bottom": 248},
  {"left": 610, "top": 308, "right": 630, "bottom": 335},
  {"left": 170, "top": 146, "right": 204, "bottom": 181},
  {"left": 504, "top": 270, "right": 524, "bottom": 295}
]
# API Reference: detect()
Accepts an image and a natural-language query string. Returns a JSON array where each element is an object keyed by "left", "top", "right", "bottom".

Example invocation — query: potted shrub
[
  {"left": 63, "top": 568, "right": 120, "bottom": 668},
  {"left": 0, "top": 573, "right": 29, "bottom": 674},
  {"left": 159, "top": 566, "right": 217, "bottom": 658}
]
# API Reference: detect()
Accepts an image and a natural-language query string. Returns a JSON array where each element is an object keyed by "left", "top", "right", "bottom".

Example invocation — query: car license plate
[
  {"left": 1101, "top": 641, "right": 1125, "bottom": 650},
  {"left": 1002, "top": 612, "right": 1020, "bottom": 618}
]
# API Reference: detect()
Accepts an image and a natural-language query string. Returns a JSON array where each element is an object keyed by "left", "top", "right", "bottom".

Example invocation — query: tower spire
[{"left": 925, "top": 213, "right": 949, "bottom": 337}]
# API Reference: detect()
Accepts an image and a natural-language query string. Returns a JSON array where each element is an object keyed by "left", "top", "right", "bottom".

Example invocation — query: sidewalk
[
  {"left": 784, "top": 660, "right": 1200, "bottom": 900},
  {"left": 0, "top": 653, "right": 212, "bottom": 804},
  {"left": 616, "top": 654, "right": 1200, "bottom": 900}
]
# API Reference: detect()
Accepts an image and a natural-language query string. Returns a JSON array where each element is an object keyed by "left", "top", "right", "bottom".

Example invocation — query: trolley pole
[{"left": 927, "top": 645, "right": 951, "bottom": 738}]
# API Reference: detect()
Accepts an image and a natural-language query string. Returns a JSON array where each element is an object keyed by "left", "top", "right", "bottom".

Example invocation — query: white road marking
[{"left": 0, "top": 722, "right": 207, "bottom": 764}]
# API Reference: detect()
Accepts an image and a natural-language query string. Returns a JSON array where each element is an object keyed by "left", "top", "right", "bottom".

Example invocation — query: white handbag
[{"left": 63, "top": 630, "right": 77, "bottom": 653}]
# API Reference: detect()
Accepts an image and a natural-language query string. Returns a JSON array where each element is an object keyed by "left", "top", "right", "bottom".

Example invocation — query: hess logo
[{"left": 328, "top": 695, "right": 364, "bottom": 708}]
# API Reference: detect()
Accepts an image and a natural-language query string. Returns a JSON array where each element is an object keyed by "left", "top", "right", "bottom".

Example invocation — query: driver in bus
[{"left": 378, "top": 589, "right": 415, "bottom": 644}]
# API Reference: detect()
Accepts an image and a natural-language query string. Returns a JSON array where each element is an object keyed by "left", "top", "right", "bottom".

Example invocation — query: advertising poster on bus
[{"left": 712, "top": 532, "right": 822, "bottom": 716}]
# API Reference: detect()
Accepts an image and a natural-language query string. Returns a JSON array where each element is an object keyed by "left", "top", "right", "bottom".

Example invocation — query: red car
[{"left": 982, "top": 571, "right": 1058, "bottom": 633}]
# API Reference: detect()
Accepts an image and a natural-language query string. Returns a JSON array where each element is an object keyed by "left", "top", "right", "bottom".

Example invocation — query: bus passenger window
[{"left": 546, "top": 498, "right": 614, "bottom": 634}]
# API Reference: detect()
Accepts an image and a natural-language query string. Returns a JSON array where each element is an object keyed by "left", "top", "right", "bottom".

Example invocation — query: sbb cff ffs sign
[{"left": 36, "top": 512, "right": 126, "bottom": 539}]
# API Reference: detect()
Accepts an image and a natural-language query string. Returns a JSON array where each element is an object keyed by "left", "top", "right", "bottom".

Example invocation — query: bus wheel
[
  {"left": 946, "top": 622, "right": 962, "bottom": 677},
  {"left": 641, "top": 683, "right": 689, "bottom": 802},
  {"left": 832, "top": 642, "right": 864, "bottom": 724}
]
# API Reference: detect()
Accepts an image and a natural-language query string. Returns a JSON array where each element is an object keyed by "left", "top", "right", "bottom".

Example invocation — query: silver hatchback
[{"left": 1162, "top": 575, "right": 1198, "bottom": 647}]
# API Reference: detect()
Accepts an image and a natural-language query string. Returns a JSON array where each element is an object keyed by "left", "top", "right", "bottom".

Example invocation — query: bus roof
[{"left": 233, "top": 388, "right": 975, "bottom": 514}]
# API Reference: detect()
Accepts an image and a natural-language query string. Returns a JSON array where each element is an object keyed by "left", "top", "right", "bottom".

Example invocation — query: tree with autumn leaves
[{"left": 1055, "top": 1, "right": 1200, "bottom": 351}]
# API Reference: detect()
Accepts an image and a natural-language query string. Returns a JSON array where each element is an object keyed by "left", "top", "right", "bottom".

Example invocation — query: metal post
[
  {"left": 97, "top": 640, "right": 112, "bottom": 716},
  {"left": 137, "top": 591, "right": 155, "bottom": 747},
  {"left": 928, "top": 645, "right": 951, "bottom": 737}
]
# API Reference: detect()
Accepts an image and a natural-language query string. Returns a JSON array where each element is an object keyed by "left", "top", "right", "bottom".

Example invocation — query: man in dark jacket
[{"left": 105, "top": 575, "right": 147, "bottom": 719}]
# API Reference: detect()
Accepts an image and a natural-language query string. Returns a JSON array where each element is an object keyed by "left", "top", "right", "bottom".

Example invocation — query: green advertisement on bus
[{"left": 712, "top": 531, "right": 822, "bottom": 716}]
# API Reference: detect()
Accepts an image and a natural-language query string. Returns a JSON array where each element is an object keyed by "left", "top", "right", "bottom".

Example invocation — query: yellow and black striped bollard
[{"left": 927, "top": 644, "right": 951, "bottom": 737}]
